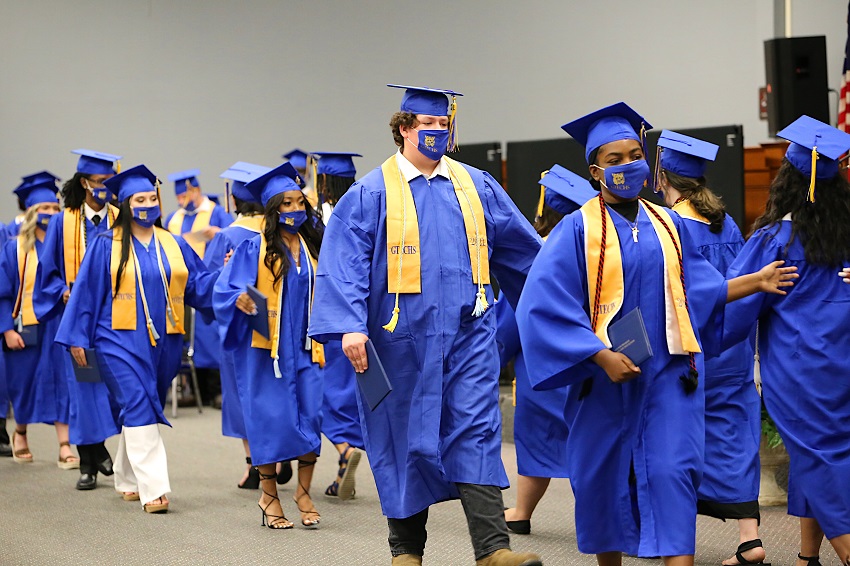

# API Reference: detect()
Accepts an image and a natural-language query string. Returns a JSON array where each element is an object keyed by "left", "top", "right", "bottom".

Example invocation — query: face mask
[
  {"left": 133, "top": 205, "right": 161, "bottom": 228},
  {"left": 85, "top": 180, "right": 110, "bottom": 205},
  {"left": 36, "top": 213, "right": 53, "bottom": 229},
  {"left": 593, "top": 160, "right": 650, "bottom": 200},
  {"left": 410, "top": 128, "right": 449, "bottom": 161},
  {"left": 183, "top": 200, "right": 197, "bottom": 213},
  {"left": 279, "top": 210, "right": 307, "bottom": 234}
]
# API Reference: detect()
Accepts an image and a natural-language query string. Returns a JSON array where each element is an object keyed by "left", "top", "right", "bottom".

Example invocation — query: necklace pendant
[{"left": 632, "top": 226, "right": 639, "bottom": 242}]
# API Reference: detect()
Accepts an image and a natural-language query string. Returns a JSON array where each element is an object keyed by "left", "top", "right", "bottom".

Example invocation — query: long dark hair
[
  {"left": 61, "top": 173, "right": 90, "bottom": 210},
  {"left": 663, "top": 170, "right": 725, "bottom": 233},
  {"left": 752, "top": 159, "right": 850, "bottom": 266},
  {"left": 234, "top": 196, "right": 263, "bottom": 216},
  {"left": 112, "top": 199, "right": 164, "bottom": 297},
  {"left": 317, "top": 173, "right": 356, "bottom": 207},
  {"left": 262, "top": 194, "right": 322, "bottom": 287}
]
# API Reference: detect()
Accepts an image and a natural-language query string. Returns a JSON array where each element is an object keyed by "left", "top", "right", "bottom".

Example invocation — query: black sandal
[
  {"left": 238, "top": 457, "right": 260, "bottom": 490},
  {"left": 725, "top": 539, "right": 770, "bottom": 565},
  {"left": 797, "top": 554, "right": 821, "bottom": 566},
  {"left": 257, "top": 470, "right": 293, "bottom": 529},
  {"left": 325, "top": 446, "right": 360, "bottom": 501}
]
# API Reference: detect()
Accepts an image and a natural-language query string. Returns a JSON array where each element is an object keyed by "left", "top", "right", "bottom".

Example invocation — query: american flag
[{"left": 839, "top": 1, "right": 850, "bottom": 132}]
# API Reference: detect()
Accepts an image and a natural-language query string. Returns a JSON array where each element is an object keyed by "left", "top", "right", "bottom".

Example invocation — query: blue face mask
[
  {"left": 595, "top": 160, "right": 650, "bottom": 200},
  {"left": 36, "top": 213, "right": 53, "bottom": 230},
  {"left": 279, "top": 210, "right": 307, "bottom": 234},
  {"left": 183, "top": 200, "right": 197, "bottom": 213},
  {"left": 85, "top": 180, "right": 110, "bottom": 205},
  {"left": 133, "top": 205, "right": 161, "bottom": 228},
  {"left": 413, "top": 128, "right": 449, "bottom": 161}
]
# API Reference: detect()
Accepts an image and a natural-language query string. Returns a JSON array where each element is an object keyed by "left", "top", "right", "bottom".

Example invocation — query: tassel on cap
[
  {"left": 808, "top": 146, "right": 818, "bottom": 203},
  {"left": 155, "top": 179, "right": 163, "bottom": 217},
  {"left": 115, "top": 160, "right": 122, "bottom": 174},
  {"left": 653, "top": 147, "right": 663, "bottom": 193},
  {"left": 448, "top": 96, "right": 459, "bottom": 152},
  {"left": 535, "top": 170, "right": 548, "bottom": 219},
  {"left": 224, "top": 180, "right": 231, "bottom": 215}
]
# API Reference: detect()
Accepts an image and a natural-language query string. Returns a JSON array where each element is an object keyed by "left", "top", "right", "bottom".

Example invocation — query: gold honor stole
[
  {"left": 580, "top": 196, "right": 700, "bottom": 355},
  {"left": 252, "top": 234, "right": 325, "bottom": 376},
  {"left": 167, "top": 200, "right": 214, "bottom": 258},
  {"left": 671, "top": 199, "right": 711, "bottom": 225},
  {"left": 381, "top": 155, "right": 490, "bottom": 331},
  {"left": 12, "top": 237, "right": 39, "bottom": 327},
  {"left": 230, "top": 215, "right": 264, "bottom": 233},
  {"left": 110, "top": 227, "right": 188, "bottom": 346},
  {"left": 63, "top": 205, "right": 118, "bottom": 286}
]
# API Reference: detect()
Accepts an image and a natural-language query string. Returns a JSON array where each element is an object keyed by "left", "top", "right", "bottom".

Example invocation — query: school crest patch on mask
[
  {"left": 285, "top": 217, "right": 295, "bottom": 226},
  {"left": 612, "top": 173, "right": 625, "bottom": 185},
  {"left": 424, "top": 135, "right": 436, "bottom": 148},
  {"left": 139, "top": 211, "right": 148, "bottom": 220}
]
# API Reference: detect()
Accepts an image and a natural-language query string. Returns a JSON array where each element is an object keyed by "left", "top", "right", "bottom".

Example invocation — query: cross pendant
[{"left": 632, "top": 226, "right": 639, "bottom": 242}]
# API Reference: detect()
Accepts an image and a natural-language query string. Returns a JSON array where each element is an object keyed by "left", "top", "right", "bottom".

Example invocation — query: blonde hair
[{"left": 18, "top": 206, "right": 40, "bottom": 254}]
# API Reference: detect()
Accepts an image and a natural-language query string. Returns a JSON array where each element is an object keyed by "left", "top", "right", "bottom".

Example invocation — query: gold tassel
[
  {"left": 472, "top": 287, "right": 489, "bottom": 317},
  {"left": 808, "top": 146, "right": 818, "bottom": 203},
  {"left": 448, "top": 96, "right": 459, "bottom": 152},
  {"left": 653, "top": 147, "right": 663, "bottom": 193},
  {"left": 535, "top": 170, "right": 548, "bottom": 219},
  {"left": 512, "top": 378, "right": 517, "bottom": 407},
  {"left": 382, "top": 301, "right": 400, "bottom": 333},
  {"left": 115, "top": 160, "right": 122, "bottom": 174},
  {"left": 155, "top": 179, "right": 163, "bottom": 217}
]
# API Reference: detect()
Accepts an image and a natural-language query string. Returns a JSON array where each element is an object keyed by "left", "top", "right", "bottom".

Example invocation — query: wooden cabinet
[{"left": 743, "top": 141, "right": 788, "bottom": 232}]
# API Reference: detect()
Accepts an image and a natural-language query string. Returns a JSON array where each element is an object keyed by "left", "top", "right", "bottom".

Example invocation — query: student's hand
[
  {"left": 758, "top": 260, "right": 798, "bottom": 295},
  {"left": 63, "top": 288, "right": 71, "bottom": 304},
  {"left": 839, "top": 267, "right": 850, "bottom": 283},
  {"left": 203, "top": 226, "right": 220, "bottom": 240},
  {"left": 223, "top": 249, "right": 234, "bottom": 266},
  {"left": 592, "top": 348, "right": 641, "bottom": 384},
  {"left": 342, "top": 332, "right": 369, "bottom": 373},
  {"left": 236, "top": 292, "right": 257, "bottom": 315},
  {"left": 3, "top": 330, "right": 24, "bottom": 351},
  {"left": 70, "top": 347, "right": 87, "bottom": 367}
]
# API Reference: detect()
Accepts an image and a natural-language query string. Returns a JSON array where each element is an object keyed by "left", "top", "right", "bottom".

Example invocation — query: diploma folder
[
  {"left": 358, "top": 340, "right": 392, "bottom": 411},
  {"left": 607, "top": 307, "right": 653, "bottom": 366},
  {"left": 246, "top": 285, "right": 270, "bottom": 340},
  {"left": 73, "top": 348, "right": 102, "bottom": 383}
]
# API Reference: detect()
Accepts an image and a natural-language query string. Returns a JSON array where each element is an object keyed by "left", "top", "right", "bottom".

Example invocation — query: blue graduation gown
[
  {"left": 678, "top": 214, "right": 760, "bottom": 507},
  {"left": 213, "top": 236, "right": 323, "bottom": 466},
  {"left": 34, "top": 210, "right": 120, "bottom": 445},
  {"left": 3, "top": 218, "right": 23, "bottom": 242},
  {"left": 494, "top": 298, "right": 569, "bottom": 478},
  {"left": 724, "top": 219, "right": 850, "bottom": 540},
  {"left": 0, "top": 238, "right": 71, "bottom": 425},
  {"left": 55, "top": 230, "right": 217, "bottom": 428},
  {"left": 516, "top": 206, "right": 727, "bottom": 557},
  {"left": 203, "top": 222, "right": 261, "bottom": 439},
  {"left": 308, "top": 162, "right": 542, "bottom": 519}
]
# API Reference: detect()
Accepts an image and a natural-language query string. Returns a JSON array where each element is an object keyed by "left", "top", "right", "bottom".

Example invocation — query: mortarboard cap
[
  {"left": 245, "top": 162, "right": 303, "bottom": 207},
  {"left": 777, "top": 116, "right": 850, "bottom": 197},
  {"left": 20, "top": 171, "right": 61, "bottom": 188},
  {"left": 14, "top": 179, "right": 60, "bottom": 209},
  {"left": 387, "top": 84, "right": 463, "bottom": 116},
  {"left": 657, "top": 130, "right": 719, "bottom": 179},
  {"left": 282, "top": 149, "right": 308, "bottom": 170},
  {"left": 561, "top": 102, "right": 652, "bottom": 163},
  {"left": 220, "top": 162, "right": 272, "bottom": 204},
  {"left": 536, "top": 164, "right": 597, "bottom": 217},
  {"left": 71, "top": 149, "right": 122, "bottom": 176},
  {"left": 207, "top": 194, "right": 221, "bottom": 205},
  {"left": 167, "top": 169, "right": 201, "bottom": 195},
  {"left": 311, "top": 152, "right": 362, "bottom": 178},
  {"left": 105, "top": 164, "right": 159, "bottom": 202}
]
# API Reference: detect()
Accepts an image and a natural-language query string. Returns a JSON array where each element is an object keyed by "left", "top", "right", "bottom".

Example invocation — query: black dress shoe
[
  {"left": 76, "top": 473, "right": 97, "bottom": 490},
  {"left": 0, "top": 442, "right": 11, "bottom": 457},
  {"left": 96, "top": 457, "right": 114, "bottom": 476}
]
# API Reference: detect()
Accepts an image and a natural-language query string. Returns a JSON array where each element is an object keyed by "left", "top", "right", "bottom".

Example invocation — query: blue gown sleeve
[
  {"left": 203, "top": 231, "right": 233, "bottom": 270},
  {"left": 0, "top": 240, "right": 19, "bottom": 334},
  {"left": 176, "top": 236, "right": 218, "bottom": 317},
  {"left": 212, "top": 237, "right": 259, "bottom": 351},
  {"left": 516, "top": 217, "right": 607, "bottom": 389},
  {"left": 33, "top": 211, "right": 67, "bottom": 320},
  {"left": 309, "top": 184, "right": 378, "bottom": 343},
  {"left": 211, "top": 205, "right": 234, "bottom": 229},
  {"left": 482, "top": 173, "right": 542, "bottom": 309},
  {"left": 494, "top": 297, "right": 521, "bottom": 368},
  {"left": 54, "top": 235, "right": 110, "bottom": 349}
]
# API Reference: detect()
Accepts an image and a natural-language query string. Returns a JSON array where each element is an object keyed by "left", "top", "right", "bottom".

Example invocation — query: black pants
[
  {"left": 195, "top": 368, "right": 221, "bottom": 406},
  {"left": 387, "top": 483, "right": 510, "bottom": 560},
  {"left": 77, "top": 442, "right": 110, "bottom": 475}
]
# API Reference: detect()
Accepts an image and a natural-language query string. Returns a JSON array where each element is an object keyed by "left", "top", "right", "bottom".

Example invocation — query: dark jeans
[{"left": 387, "top": 483, "right": 510, "bottom": 560}]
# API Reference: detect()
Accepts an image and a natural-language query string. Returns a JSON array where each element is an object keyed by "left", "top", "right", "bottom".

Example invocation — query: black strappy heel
[
  {"left": 293, "top": 459, "right": 321, "bottom": 528},
  {"left": 257, "top": 470, "right": 293, "bottom": 529},
  {"left": 797, "top": 554, "right": 821, "bottom": 566},
  {"left": 726, "top": 539, "right": 770, "bottom": 565},
  {"left": 238, "top": 457, "right": 260, "bottom": 490}
]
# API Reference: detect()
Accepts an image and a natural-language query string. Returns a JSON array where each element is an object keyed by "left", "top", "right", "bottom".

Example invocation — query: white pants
[{"left": 113, "top": 425, "right": 171, "bottom": 506}]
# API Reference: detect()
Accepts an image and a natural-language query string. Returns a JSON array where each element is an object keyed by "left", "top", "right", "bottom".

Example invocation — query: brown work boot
[
  {"left": 475, "top": 548, "right": 543, "bottom": 566},
  {"left": 392, "top": 554, "right": 423, "bottom": 565}
]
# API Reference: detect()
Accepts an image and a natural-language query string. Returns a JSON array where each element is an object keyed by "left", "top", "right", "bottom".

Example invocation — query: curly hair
[
  {"left": 663, "top": 170, "right": 726, "bottom": 233},
  {"left": 389, "top": 111, "right": 420, "bottom": 148},
  {"left": 752, "top": 159, "right": 850, "bottom": 267}
]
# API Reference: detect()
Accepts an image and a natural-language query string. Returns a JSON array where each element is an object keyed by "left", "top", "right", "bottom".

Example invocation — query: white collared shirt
[
  {"left": 84, "top": 202, "right": 107, "bottom": 225},
  {"left": 395, "top": 150, "right": 449, "bottom": 183}
]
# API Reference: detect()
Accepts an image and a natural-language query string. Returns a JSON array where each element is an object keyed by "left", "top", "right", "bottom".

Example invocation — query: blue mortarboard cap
[
  {"left": 538, "top": 165, "right": 597, "bottom": 216},
  {"left": 105, "top": 164, "right": 158, "bottom": 202},
  {"left": 20, "top": 171, "right": 61, "bottom": 188},
  {"left": 777, "top": 115, "right": 850, "bottom": 182},
  {"left": 220, "top": 162, "right": 272, "bottom": 203},
  {"left": 387, "top": 84, "right": 463, "bottom": 116},
  {"left": 207, "top": 194, "right": 221, "bottom": 205},
  {"left": 71, "top": 149, "right": 122, "bottom": 176},
  {"left": 282, "top": 149, "right": 308, "bottom": 170},
  {"left": 561, "top": 102, "right": 652, "bottom": 163},
  {"left": 245, "top": 162, "right": 303, "bottom": 207},
  {"left": 311, "top": 152, "right": 362, "bottom": 178},
  {"left": 14, "top": 179, "right": 60, "bottom": 208},
  {"left": 657, "top": 130, "right": 719, "bottom": 178},
  {"left": 167, "top": 169, "right": 201, "bottom": 195}
]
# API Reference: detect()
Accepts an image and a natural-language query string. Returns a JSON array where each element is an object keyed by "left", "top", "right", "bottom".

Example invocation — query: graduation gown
[
  {"left": 724, "top": 219, "right": 850, "bottom": 540},
  {"left": 55, "top": 230, "right": 217, "bottom": 428},
  {"left": 494, "top": 297, "right": 569, "bottom": 478},
  {"left": 34, "top": 210, "right": 119, "bottom": 445},
  {"left": 213, "top": 236, "right": 323, "bottom": 466},
  {"left": 308, "top": 161, "right": 541, "bottom": 519},
  {"left": 203, "top": 221, "right": 261, "bottom": 439},
  {"left": 0, "top": 238, "right": 71, "bottom": 425},
  {"left": 516, "top": 205, "right": 727, "bottom": 557},
  {"left": 678, "top": 213, "right": 760, "bottom": 508}
]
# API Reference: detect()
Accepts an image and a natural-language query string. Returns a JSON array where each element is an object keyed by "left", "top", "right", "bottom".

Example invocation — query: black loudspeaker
[{"left": 764, "top": 36, "right": 830, "bottom": 136}]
